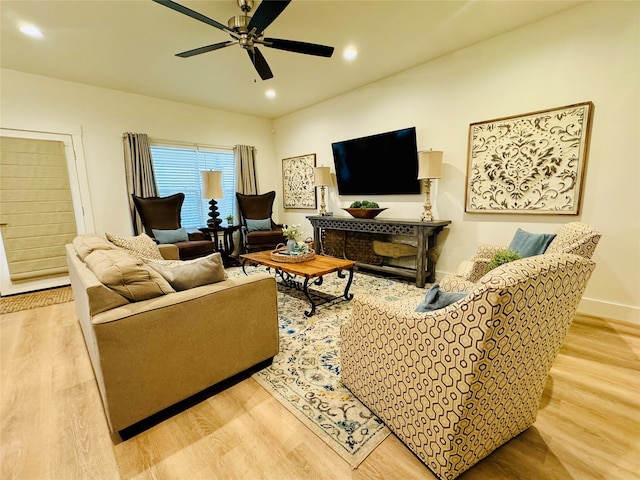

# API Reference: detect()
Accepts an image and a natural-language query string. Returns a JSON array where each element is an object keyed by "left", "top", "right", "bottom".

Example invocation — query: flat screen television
[{"left": 331, "top": 127, "right": 420, "bottom": 195}]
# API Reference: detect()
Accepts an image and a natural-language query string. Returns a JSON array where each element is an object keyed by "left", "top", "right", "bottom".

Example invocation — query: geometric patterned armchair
[
  {"left": 440, "top": 222, "right": 601, "bottom": 292},
  {"left": 340, "top": 253, "right": 596, "bottom": 480},
  {"left": 131, "top": 193, "right": 215, "bottom": 260}
]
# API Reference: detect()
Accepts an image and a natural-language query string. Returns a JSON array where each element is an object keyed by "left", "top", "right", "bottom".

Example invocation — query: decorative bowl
[{"left": 343, "top": 208, "right": 387, "bottom": 219}]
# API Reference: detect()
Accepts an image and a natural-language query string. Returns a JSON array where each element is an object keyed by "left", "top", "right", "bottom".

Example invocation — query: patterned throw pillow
[{"left": 105, "top": 232, "right": 163, "bottom": 260}]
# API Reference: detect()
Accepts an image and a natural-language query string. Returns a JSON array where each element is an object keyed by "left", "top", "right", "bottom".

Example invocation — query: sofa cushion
[
  {"left": 146, "top": 252, "right": 227, "bottom": 291},
  {"left": 508, "top": 228, "right": 556, "bottom": 258},
  {"left": 85, "top": 249, "right": 175, "bottom": 301},
  {"left": 73, "top": 234, "right": 118, "bottom": 260},
  {"left": 152, "top": 227, "right": 189, "bottom": 244},
  {"left": 415, "top": 284, "right": 468, "bottom": 312},
  {"left": 106, "top": 232, "right": 164, "bottom": 260}
]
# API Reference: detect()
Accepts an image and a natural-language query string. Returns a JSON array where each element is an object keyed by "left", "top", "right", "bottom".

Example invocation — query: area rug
[
  {"left": 228, "top": 266, "right": 426, "bottom": 467},
  {"left": 0, "top": 285, "right": 74, "bottom": 314}
]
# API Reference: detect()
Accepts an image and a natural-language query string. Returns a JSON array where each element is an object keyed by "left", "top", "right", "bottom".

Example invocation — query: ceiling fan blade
[
  {"left": 152, "top": 0, "right": 237, "bottom": 37},
  {"left": 263, "top": 37, "right": 334, "bottom": 57},
  {"left": 247, "top": 0, "right": 291, "bottom": 34},
  {"left": 176, "top": 41, "right": 235, "bottom": 58},
  {"left": 247, "top": 48, "right": 274, "bottom": 80}
]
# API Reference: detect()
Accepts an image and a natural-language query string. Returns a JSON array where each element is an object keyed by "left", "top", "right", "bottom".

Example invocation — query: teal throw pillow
[
  {"left": 246, "top": 218, "right": 272, "bottom": 232},
  {"left": 415, "top": 284, "right": 468, "bottom": 312},
  {"left": 152, "top": 227, "right": 189, "bottom": 244},
  {"left": 508, "top": 228, "right": 556, "bottom": 258}
]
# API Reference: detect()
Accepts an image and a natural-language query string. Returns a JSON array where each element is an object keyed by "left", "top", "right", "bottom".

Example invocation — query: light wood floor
[{"left": 1, "top": 302, "right": 639, "bottom": 480}]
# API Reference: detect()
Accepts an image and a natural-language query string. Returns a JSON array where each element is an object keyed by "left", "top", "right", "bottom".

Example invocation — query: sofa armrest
[{"left": 158, "top": 243, "right": 179, "bottom": 260}]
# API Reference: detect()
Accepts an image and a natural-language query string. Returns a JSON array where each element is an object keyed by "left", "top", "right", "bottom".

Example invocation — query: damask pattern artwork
[
  {"left": 340, "top": 253, "right": 596, "bottom": 480},
  {"left": 465, "top": 102, "right": 593, "bottom": 215},
  {"left": 282, "top": 153, "right": 317, "bottom": 209}
]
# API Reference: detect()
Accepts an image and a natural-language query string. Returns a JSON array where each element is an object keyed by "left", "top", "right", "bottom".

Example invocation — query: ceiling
[{"left": 1, "top": 0, "right": 585, "bottom": 119}]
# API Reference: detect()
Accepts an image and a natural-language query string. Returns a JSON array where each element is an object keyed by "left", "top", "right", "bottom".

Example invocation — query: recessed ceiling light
[
  {"left": 343, "top": 47, "right": 358, "bottom": 61},
  {"left": 19, "top": 24, "right": 43, "bottom": 39},
  {"left": 265, "top": 89, "right": 276, "bottom": 99}
]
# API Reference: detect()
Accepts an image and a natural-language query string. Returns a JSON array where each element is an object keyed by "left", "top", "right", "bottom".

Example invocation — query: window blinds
[
  {"left": 150, "top": 145, "right": 236, "bottom": 230},
  {"left": 0, "top": 136, "right": 77, "bottom": 282}
]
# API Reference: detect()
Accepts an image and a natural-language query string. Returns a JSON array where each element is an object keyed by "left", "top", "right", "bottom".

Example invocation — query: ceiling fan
[{"left": 152, "top": 0, "right": 335, "bottom": 80}]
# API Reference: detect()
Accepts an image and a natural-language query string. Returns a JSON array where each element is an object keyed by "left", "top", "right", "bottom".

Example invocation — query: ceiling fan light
[{"left": 265, "top": 89, "right": 276, "bottom": 99}]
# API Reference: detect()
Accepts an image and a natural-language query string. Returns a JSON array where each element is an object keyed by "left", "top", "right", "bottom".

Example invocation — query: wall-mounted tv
[{"left": 331, "top": 127, "right": 420, "bottom": 195}]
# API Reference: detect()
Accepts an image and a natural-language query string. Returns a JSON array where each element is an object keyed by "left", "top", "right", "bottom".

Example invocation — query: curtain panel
[
  {"left": 234, "top": 145, "right": 258, "bottom": 195},
  {"left": 123, "top": 133, "right": 158, "bottom": 234}
]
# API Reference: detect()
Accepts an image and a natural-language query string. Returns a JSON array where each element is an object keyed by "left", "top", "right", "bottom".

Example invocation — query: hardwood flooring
[{"left": 1, "top": 302, "right": 639, "bottom": 479}]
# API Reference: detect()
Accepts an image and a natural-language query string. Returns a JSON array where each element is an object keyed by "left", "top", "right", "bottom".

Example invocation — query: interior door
[{"left": 0, "top": 129, "right": 94, "bottom": 295}]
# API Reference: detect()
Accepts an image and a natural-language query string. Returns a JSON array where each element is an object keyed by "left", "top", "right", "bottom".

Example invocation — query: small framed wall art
[
  {"left": 282, "top": 153, "right": 317, "bottom": 209},
  {"left": 465, "top": 101, "right": 594, "bottom": 215}
]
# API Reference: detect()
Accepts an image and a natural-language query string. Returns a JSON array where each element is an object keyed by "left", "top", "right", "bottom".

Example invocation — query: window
[{"left": 150, "top": 144, "right": 236, "bottom": 230}]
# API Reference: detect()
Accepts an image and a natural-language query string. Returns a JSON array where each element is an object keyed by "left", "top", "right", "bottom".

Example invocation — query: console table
[{"left": 307, "top": 216, "right": 451, "bottom": 287}]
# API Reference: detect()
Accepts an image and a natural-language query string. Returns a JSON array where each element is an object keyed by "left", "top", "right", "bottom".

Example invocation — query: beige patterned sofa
[
  {"left": 340, "top": 253, "right": 596, "bottom": 480},
  {"left": 440, "top": 222, "right": 601, "bottom": 293},
  {"left": 66, "top": 234, "right": 279, "bottom": 435}
]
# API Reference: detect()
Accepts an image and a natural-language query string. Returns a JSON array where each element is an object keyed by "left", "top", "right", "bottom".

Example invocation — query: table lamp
[
  {"left": 417, "top": 150, "right": 443, "bottom": 222},
  {"left": 314, "top": 166, "right": 331, "bottom": 215},
  {"left": 201, "top": 170, "right": 224, "bottom": 227}
]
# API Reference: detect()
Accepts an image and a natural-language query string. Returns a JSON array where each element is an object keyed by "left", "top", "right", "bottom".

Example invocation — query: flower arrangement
[{"left": 282, "top": 224, "right": 302, "bottom": 241}]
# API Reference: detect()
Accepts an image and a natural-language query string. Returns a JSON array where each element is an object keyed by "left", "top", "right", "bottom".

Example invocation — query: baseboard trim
[{"left": 578, "top": 297, "right": 640, "bottom": 324}]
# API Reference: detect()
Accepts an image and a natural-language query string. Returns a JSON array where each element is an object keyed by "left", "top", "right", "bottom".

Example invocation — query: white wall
[
  {"left": 0, "top": 69, "right": 279, "bottom": 236},
  {"left": 273, "top": 2, "right": 640, "bottom": 323}
]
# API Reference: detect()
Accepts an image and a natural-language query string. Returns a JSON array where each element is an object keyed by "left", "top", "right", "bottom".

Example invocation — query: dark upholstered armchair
[
  {"left": 132, "top": 193, "right": 215, "bottom": 260},
  {"left": 236, "top": 191, "right": 286, "bottom": 253}
]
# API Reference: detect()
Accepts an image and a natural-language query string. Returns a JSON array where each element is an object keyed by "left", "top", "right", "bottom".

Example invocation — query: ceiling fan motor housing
[{"left": 228, "top": 14, "right": 250, "bottom": 34}]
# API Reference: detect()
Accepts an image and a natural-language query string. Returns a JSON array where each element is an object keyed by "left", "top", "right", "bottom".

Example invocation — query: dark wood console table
[{"left": 307, "top": 216, "right": 451, "bottom": 287}]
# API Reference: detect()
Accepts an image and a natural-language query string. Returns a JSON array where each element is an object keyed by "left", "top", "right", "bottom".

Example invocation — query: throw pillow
[
  {"left": 84, "top": 249, "right": 175, "bottom": 301},
  {"left": 508, "top": 228, "right": 557, "bottom": 258},
  {"left": 106, "top": 232, "right": 163, "bottom": 260},
  {"left": 415, "top": 284, "right": 468, "bottom": 312},
  {"left": 246, "top": 218, "right": 272, "bottom": 232},
  {"left": 72, "top": 234, "right": 118, "bottom": 260},
  {"left": 152, "top": 227, "right": 189, "bottom": 244},
  {"left": 146, "top": 252, "right": 227, "bottom": 291}
]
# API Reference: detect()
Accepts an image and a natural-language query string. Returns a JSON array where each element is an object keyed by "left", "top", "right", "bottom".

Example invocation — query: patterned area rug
[
  {"left": 229, "top": 266, "right": 427, "bottom": 467},
  {"left": 0, "top": 286, "right": 74, "bottom": 314}
]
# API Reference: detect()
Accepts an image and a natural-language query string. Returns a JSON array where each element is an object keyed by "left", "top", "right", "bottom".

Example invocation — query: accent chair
[
  {"left": 341, "top": 252, "right": 596, "bottom": 479},
  {"left": 236, "top": 191, "right": 286, "bottom": 253},
  {"left": 440, "top": 221, "right": 601, "bottom": 292},
  {"left": 132, "top": 193, "right": 215, "bottom": 260}
]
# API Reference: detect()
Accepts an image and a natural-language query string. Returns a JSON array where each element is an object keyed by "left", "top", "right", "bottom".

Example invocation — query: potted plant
[{"left": 225, "top": 214, "right": 234, "bottom": 225}]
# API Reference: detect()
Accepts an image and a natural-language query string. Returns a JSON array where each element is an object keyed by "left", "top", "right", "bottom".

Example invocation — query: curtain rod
[{"left": 122, "top": 133, "right": 237, "bottom": 152}]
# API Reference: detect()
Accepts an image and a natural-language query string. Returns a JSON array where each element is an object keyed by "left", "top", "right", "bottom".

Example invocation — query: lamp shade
[
  {"left": 417, "top": 151, "right": 443, "bottom": 179},
  {"left": 201, "top": 170, "right": 224, "bottom": 198},
  {"left": 314, "top": 166, "right": 332, "bottom": 186}
]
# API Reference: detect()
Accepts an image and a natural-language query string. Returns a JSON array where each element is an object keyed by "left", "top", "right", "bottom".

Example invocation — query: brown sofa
[{"left": 66, "top": 234, "right": 279, "bottom": 434}]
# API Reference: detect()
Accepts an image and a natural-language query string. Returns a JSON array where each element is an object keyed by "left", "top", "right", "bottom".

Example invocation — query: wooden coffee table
[{"left": 240, "top": 251, "right": 356, "bottom": 317}]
